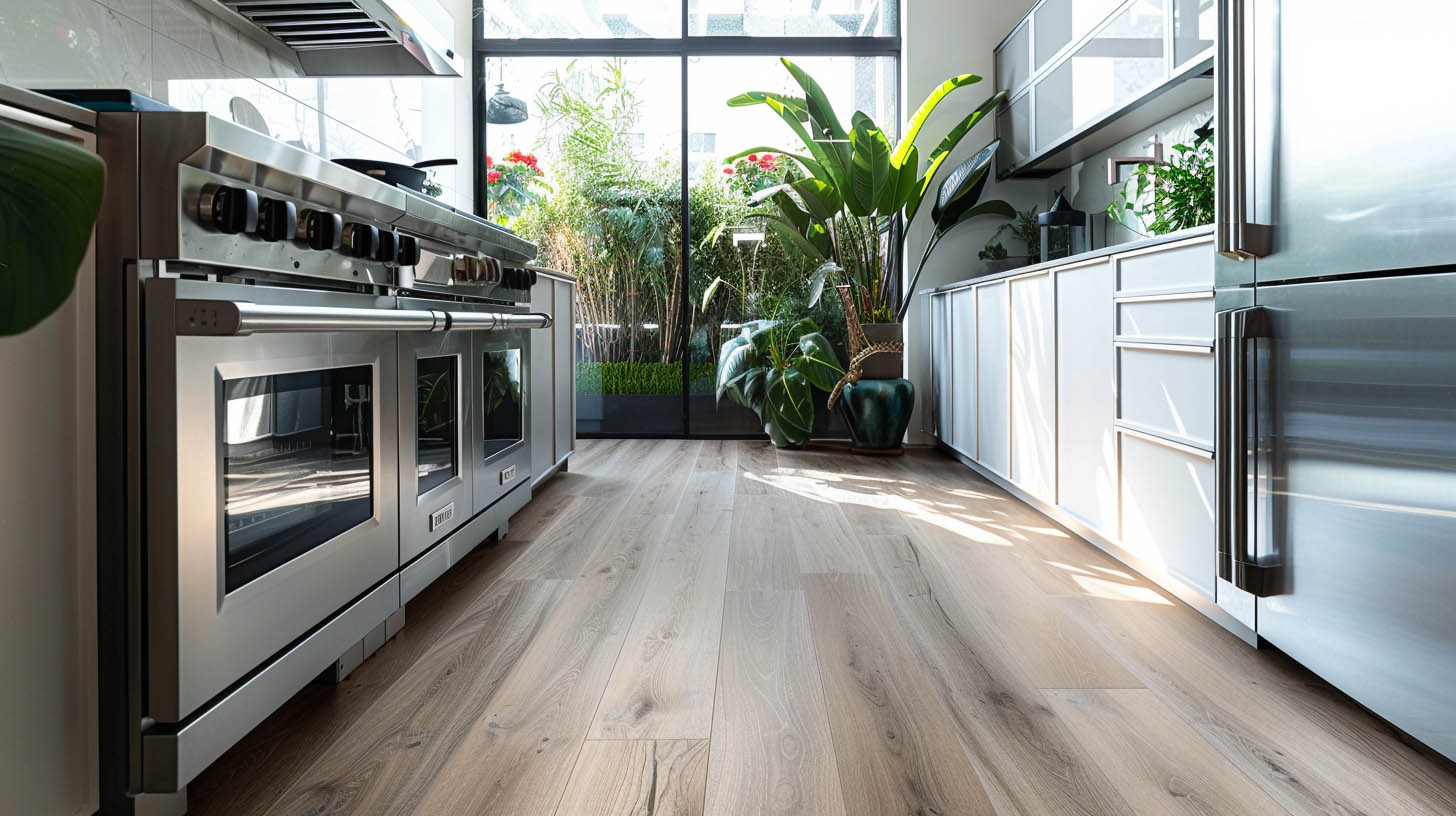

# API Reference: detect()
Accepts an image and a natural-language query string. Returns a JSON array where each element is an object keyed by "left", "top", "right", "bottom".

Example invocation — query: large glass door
[{"left": 477, "top": 2, "right": 899, "bottom": 437}]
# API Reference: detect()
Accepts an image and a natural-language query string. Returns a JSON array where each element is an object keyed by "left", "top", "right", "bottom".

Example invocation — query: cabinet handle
[
  {"left": 1215, "top": 306, "right": 1279, "bottom": 596},
  {"left": 1216, "top": 0, "right": 1273, "bottom": 260}
]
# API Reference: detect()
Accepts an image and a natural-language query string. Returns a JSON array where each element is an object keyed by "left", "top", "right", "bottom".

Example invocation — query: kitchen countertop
[
  {"left": 0, "top": 84, "right": 97, "bottom": 129},
  {"left": 924, "top": 224, "right": 1214, "bottom": 294}
]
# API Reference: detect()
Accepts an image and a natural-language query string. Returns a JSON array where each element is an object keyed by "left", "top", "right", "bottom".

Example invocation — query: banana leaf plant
[
  {"left": 720, "top": 58, "right": 1014, "bottom": 324},
  {"left": 0, "top": 120, "right": 105, "bottom": 336},
  {"left": 715, "top": 318, "right": 843, "bottom": 448}
]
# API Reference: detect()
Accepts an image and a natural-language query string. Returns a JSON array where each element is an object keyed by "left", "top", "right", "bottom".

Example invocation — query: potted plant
[
  {"left": 724, "top": 59, "right": 1015, "bottom": 376},
  {"left": 485, "top": 150, "right": 550, "bottom": 226},
  {"left": 1107, "top": 132, "right": 1215, "bottom": 236},
  {"left": 713, "top": 317, "right": 844, "bottom": 449},
  {"left": 979, "top": 206, "right": 1041, "bottom": 274}
]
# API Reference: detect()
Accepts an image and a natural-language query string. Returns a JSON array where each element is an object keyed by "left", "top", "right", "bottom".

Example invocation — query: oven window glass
[
  {"left": 222, "top": 365, "right": 374, "bottom": 593},
  {"left": 482, "top": 348, "right": 523, "bottom": 459},
  {"left": 416, "top": 355, "right": 459, "bottom": 495}
]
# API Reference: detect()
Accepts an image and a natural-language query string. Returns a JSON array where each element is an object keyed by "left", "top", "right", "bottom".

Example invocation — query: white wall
[
  {"left": 0, "top": 0, "right": 476, "bottom": 209},
  {"left": 902, "top": 0, "right": 1045, "bottom": 443}
]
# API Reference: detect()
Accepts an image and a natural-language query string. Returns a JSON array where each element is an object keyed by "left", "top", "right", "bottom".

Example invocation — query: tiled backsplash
[{"left": 0, "top": 0, "right": 473, "bottom": 210}]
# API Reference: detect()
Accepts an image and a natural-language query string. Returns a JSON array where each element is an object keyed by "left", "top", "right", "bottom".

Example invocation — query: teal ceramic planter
[{"left": 836, "top": 378, "right": 915, "bottom": 454}]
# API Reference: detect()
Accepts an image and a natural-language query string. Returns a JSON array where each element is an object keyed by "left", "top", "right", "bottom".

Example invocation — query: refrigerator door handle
[
  {"left": 1216, "top": 0, "right": 1273, "bottom": 261},
  {"left": 1217, "top": 306, "right": 1280, "bottom": 596}
]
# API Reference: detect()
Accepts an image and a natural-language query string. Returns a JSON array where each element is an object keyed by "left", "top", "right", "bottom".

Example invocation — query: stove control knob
[
  {"left": 297, "top": 209, "right": 342, "bottom": 251},
  {"left": 255, "top": 198, "right": 296, "bottom": 242},
  {"left": 340, "top": 222, "right": 378, "bottom": 259},
  {"left": 199, "top": 184, "right": 258, "bottom": 235},
  {"left": 374, "top": 229, "right": 399, "bottom": 264},
  {"left": 527, "top": 268, "right": 539, "bottom": 287},
  {"left": 395, "top": 234, "right": 420, "bottom": 266}
]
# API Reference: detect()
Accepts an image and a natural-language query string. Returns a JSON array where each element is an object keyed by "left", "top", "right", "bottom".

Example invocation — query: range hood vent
[{"left": 213, "top": 0, "right": 461, "bottom": 77}]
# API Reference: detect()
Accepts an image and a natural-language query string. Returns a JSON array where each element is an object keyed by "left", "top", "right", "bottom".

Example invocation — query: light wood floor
[{"left": 189, "top": 439, "right": 1456, "bottom": 815}]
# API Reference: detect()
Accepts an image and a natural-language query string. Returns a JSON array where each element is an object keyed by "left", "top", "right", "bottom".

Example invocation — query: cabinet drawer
[
  {"left": 1116, "top": 293, "right": 1214, "bottom": 343},
  {"left": 1116, "top": 238, "right": 1214, "bottom": 293},
  {"left": 1119, "top": 430, "right": 1216, "bottom": 599},
  {"left": 1118, "top": 344, "right": 1214, "bottom": 448}
]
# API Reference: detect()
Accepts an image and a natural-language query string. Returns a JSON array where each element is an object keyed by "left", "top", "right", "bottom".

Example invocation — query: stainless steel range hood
[{"left": 200, "top": 0, "right": 462, "bottom": 77}]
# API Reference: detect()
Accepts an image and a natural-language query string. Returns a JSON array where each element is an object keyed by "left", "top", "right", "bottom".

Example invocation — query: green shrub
[{"left": 577, "top": 361, "right": 716, "bottom": 396}]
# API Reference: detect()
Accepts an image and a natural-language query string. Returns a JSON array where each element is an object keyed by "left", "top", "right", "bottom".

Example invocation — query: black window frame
[{"left": 474, "top": 1, "right": 903, "bottom": 438}]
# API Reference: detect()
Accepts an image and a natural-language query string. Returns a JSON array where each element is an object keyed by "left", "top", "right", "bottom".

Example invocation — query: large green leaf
[
  {"left": 763, "top": 366, "right": 814, "bottom": 448},
  {"left": 739, "top": 90, "right": 850, "bottom": 200},
  {"left": 761, "top": 214, "right": 829, "bottom": 263},
  {"left": 789, "top": 177, "right": 841, "bottom": 221},
  {"left": 892, "top": 73, "right": 983, "bottom": 167},
  {"left": 780, "top": 59, "right": 852, "bottom": 196},
  {"left": 929, "top": 140, "right": 999, "bottom": 226},
  {"left": 935, "top": 199, "right": 1018, "bottom": 238},
  {"left": 892, "top": 144, "right": 921, "bottom": 213},
  {"left": 0, "top": 120, "right": 104, "bottom": 335},
  {"left": 727, "top": 91, "right": 808, "bottom": 119},
  {"left": 792, "top": 332, "right": 844, "bottom": 393},
  {"left": 848, "top": 112, "right": 893, "bottom": 217},
  {"left": 715, "top": 333, "right": 759, "bottom": 403}
]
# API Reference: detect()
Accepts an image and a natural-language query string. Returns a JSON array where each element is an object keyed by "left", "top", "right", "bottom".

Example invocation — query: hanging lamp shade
[{"left": 485, "top": 83, "right": 528, "bottom": 125}]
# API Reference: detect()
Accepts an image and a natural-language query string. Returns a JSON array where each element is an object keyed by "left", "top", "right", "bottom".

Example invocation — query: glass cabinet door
[
  {"left": 1172, "top": 0, "right": 1215, "bottom": 68},
  {"left": 222, "top": 365, "right": 375, "bottom": 592},
  {"left": 481, "top": 348, "right": 524, "bottom": 459},
  {"left": 415, "top": 355, "right": 459, "bottom": 495},
  {"left": 1033, "top": 0, "right": 1166, "bottom": 151}
]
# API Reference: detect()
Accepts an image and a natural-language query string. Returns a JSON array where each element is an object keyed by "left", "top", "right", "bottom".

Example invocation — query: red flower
[
  {"left": 485, "top": 155, "right": 493, "bottom": 167},
  {"left": 487, "top": 169, "right": 501, "bottom": 183},
  {"left": 723, "top": 167, "right": 735, "bottom": 175},
  {"left": 747, "top": 154, "right": 759, "bottom": 162}
]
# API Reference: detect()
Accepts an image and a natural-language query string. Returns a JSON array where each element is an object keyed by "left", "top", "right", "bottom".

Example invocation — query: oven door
[
  {"left": 473, "top": 325, "right": 532, "bottom": 515},
  {"left": 144, "top": 278, "right": 400, "bottom": 723},
  {"left": 397, "top": 300, "right": 473, "bottom": 564}
]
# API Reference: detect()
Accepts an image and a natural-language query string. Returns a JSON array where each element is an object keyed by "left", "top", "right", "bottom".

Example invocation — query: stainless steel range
[{"left": 94, "top": 111, "right": 548, "bottom": 794}]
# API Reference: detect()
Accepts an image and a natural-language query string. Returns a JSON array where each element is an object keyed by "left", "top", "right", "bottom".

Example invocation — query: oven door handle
[{"left": 175, "top": 300, "right": 552, "bottom": 336}]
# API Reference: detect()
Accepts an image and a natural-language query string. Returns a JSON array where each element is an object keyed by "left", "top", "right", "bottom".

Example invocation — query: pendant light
[{"left": 485, "top": 64, "right": 529, "bottom": 125}]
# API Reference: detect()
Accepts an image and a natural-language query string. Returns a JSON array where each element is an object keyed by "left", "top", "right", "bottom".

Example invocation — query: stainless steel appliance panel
[
  {"left": 145, "top": 278, "right": 400, "bottom": 722},
  {"left": 1250, "top": 272, "right": 1456, "bottom": 760},
  {"left": 397, "top": 301, "right": 473, "bottom": 564},
  {"left": 1217, "top": 0, "right": 1456, "bottom": 284},
  {"left": 472, "top": 327, "right": 531, "bottom": 516}
]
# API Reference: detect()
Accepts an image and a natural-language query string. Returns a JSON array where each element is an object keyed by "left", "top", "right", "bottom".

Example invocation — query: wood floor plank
[
  {"left": 694, "top": 439, "right": 738, "bottom": 472},
  {"left": 1043, "top": 689, "right": 1287, "bottom": 816},
  {"left": 499, "top": 494, "right": 617, "bottom": 579},
  {"left": 734, "top": 440, "right": 778, "bottom": 495},
  {"left": 260, "top": 578, "right": 572, "bottom": 816},
  {"left": 555, "top": 740, "right": 709, "bottom": 816},
  {"left": 590, "top": 469, "right": 733, "bottom": 739},
  {"left": 726, "top": 480, "right": 800, "bottom": 592},
  {"left": 411, "top": 565, "right": 659, "bottom": 815},
  {"left": 705, "top": 591, "right": 846, "bottom": 816},
  {"left": 801, "top": 572, "right": 1001, "bottom": 816},
  {"left": 1062, "top": 595, "right": 1456, "bottom": 816},
  {"left": 862, "top": 530, "right": 1135, "bottom": 815},
  {"left": 902, "top": 516, "right": 1142, "bottom": 689}
]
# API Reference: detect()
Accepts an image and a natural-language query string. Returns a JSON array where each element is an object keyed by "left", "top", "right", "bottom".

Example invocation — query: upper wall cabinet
[{"left": 994, "top": 0, "right": 1214, "bottom": 178}]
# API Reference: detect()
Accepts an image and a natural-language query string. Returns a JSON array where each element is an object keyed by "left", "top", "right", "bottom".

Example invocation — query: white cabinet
[
  {"left": 976, "top": 281, "right": 1011, "bottom": 477},
  {"left": 1010, "top": 272, "right": 1056, "bottom": 502},
  {"left": 1056, "top": 260, "right": 1117, "bottom": 535},
  {"left": 529, "top": 272, "right": 577, "bottom": 485},
  {"left": 949, "top": 288, "right": 978, "bottom": 455}
]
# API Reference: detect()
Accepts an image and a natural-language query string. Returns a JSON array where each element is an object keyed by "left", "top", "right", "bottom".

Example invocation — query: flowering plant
[
  {"left": 486, "top": 150, "right": 550, "bottom": 225},
  {"left": 722, "top": 152, "right": 783, "bottom": 195}
]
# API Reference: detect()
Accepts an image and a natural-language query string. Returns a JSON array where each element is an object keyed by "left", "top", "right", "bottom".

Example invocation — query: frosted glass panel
[
  {"left": 1034, "top": 0, "right": 1128, "bottom": 69},
  {"left": 1173, "top": 0, "right": 1216, "bottom": 67},
  {"left": 997, "top": 24, "right": 1031, "bottom": 92}
]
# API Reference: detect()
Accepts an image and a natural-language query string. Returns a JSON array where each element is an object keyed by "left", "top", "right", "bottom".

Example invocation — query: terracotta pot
[{"left": 859, "top": 322, "right": 903, "bottom": 379}]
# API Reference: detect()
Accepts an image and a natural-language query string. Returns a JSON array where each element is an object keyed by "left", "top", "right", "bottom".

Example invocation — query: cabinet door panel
[
  {"left": 930, "top": 293, "right": 953, "bottom": 445},
  {"left": 976, "top": 282, "right": 1011, "bottom": 477},
  {"left": 529, "top": 280, "right": 555, "bottom": 479},
  {"left": 1120, "top": 432, "right": 1216, "bottom": 599},
  {"left": 1056, "top": 261, "right": 1117, "bottom": 534},
  {"left": 1118, "top": 346, "right": 1215, "bottom": 448},
  {"left": 553, "top": 280, "right": 575, "bottom": 461},
  {"left": 1011, "top": 273, "right": 1056, "bottom": 502},
  {"left": 950, "top": 289, "right": 977, "bottom": 456}
]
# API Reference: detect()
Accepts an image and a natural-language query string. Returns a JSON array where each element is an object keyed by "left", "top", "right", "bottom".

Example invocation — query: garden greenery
[{"left": 1108, "top": 135, "right": 1215, "bottom": 236}]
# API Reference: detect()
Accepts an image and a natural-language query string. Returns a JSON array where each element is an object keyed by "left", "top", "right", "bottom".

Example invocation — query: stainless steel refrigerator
[{"left": 1214, "top": 0, "right": 1456, "bottom": 761}]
